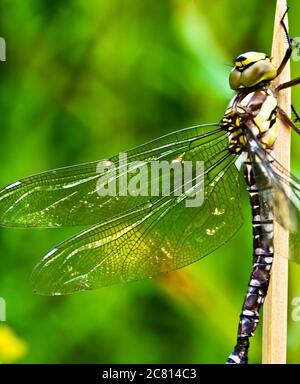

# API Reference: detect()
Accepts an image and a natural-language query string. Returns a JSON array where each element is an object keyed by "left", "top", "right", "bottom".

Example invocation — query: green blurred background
[{"left": 0, "top": 0, "right": 300, "bottom": 364}]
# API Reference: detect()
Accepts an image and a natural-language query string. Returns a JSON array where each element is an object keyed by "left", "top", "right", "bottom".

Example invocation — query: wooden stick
[{"left": 262, "top": 0, "right": 290, "bottom": 364}]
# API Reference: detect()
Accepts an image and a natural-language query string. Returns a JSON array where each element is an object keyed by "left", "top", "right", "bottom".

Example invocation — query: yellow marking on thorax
[
  {"left": 253, "top": 92, "right": 277, "bottom": 133},
  {"left": 252, "top": 91, "right": 278, "bottom": 149},
  {"left": 260, "top": 119, "right": 279, "bottom": 148},
  {"left": 225, "top": 89, "right": 279, "bottom": 151}
]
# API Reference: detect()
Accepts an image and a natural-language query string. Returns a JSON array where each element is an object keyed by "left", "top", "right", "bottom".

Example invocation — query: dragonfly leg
[
  {"left": 275, "top": 7, "right": 300, "bottom": 78},
  {"left": 277, "top": 105, "right": 300, "bottom": 136},
  {"left": 275, "top": 77, "right": 300, "bottom": 93},
  {"left": 274, "top": 8, "right": 300, "bottom": 91},
  {"left": 226, "top": 162, "right": 274, "bottom": 364},
  {"left": 292, "top": 104, "right": 300, "bottom": 123}
]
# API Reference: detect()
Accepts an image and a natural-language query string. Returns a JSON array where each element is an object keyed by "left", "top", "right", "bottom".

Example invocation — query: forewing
[
  {"left": 31, "top": 150, "right": 243, "bottom": 295},
  {"left": 0, "top": 124, "right": 226, "bottom": 227}
]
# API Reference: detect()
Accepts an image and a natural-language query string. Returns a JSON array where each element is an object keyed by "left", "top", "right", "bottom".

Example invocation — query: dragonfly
[{"left": 1, "top": 11, "right": 300, "bottom": 364}]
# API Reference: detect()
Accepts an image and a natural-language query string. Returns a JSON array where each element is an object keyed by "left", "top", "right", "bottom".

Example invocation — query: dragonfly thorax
[
  {"left": 229, "top": 52, "right": 277, "bottom": 90},
  {"left": 222, "top": 88, "right": 279, "bottom": 154}
]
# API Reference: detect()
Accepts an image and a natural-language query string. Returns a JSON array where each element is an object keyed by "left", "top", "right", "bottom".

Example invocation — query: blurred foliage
[
  {"left": 0, "top": 325, "right": 28, "bottom": 363},
  {"left": 0, "top": 0, "right": 300, "bottom": 364}
]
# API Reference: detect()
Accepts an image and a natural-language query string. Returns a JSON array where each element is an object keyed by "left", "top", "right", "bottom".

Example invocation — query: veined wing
[
  {"left": 0, "top": 123, "right": 228, "bottom": 227},
  {"left": 244, "top": 129, "right": 300, "bottom": 263},
  {"left": 30, "top": 147, "right": 242, "bottom": 295}
]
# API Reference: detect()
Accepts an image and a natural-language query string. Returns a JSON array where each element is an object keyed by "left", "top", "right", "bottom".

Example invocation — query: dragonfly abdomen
[{"left": 227, "top": 159, "right": 274, "bottom": 364}]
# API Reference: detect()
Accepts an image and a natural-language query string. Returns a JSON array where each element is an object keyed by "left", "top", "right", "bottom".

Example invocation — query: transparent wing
[
  {"left": 0, "top": 123, "right": 228, "bottom": 227},
  {"left": 245, "top": 131, "right": 300, "bottom": 263},
  {"left": 31, "top": 149, "right": 243, "bottom": 295}
]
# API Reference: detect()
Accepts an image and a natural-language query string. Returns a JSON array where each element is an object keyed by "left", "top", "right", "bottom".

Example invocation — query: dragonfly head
[{"left": 229, "top": 51, "right": 277, "bottom": 90}]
